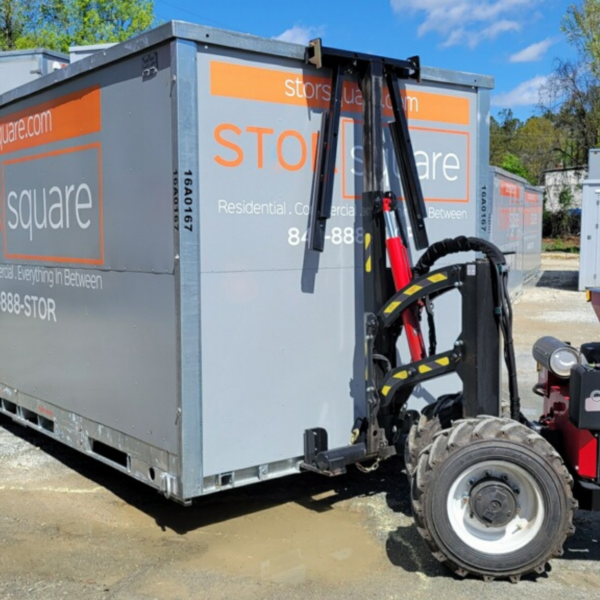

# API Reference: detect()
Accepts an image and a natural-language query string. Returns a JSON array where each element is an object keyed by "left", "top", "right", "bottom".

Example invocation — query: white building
[{"left": 544, "top": 167, "right": 586, "bottom": 212}]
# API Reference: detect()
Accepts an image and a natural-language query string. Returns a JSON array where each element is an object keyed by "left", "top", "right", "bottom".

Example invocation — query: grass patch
[{"left": 542, "top": 235, "right": 580, "bottom": 253}]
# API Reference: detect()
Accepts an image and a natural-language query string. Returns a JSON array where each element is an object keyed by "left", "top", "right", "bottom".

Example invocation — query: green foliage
[
  {"left": 514, "top": 116, "right": 558, "bottom": 182},
  {"left": 558, "top": 185, "right": 574, "bottom": 210},
  {"left": 543, "top": 185, "right": 580, "bottom": 239},
  {"left": 562, "top": 0, "right": 600, "bottom": 79},
  {"left": 500, "top": 152, "right": 531, "bottom": 182},
  {"left": 0, "top": 0, "right": 155, "bottom": 52},
  {"left": 0, "top": 0, "right": 24, "bottom": 50},
  {"left": 491, "top": 2, "right": 600, "bottom": 179},
  {"left": 490, "top": 111, "right": 557, "bottom": 184},
  {"left": 542, "top": 237, "right": 580, "bottom": 253},
  {"left": 544, "top": 59, "right": 600, "bottom": 167}
]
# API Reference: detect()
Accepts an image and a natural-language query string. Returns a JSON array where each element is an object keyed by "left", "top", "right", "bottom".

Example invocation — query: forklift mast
[{"left": 302, "top": 40, "right": 503, "bottom": 474}]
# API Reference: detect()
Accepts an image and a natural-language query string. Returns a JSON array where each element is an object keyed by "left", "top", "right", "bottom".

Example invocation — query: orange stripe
[
  {"left": 525, "top": 191, "right": 540, "bottom": 204},
  {"left": 210, "top": 61, "right": 470, "bottom": 125},
  {"left": 0, "top": 87, "right": 101, "bottom": 155},
  {"left": 500, "top": 180, "right": 521, "bottom": 200}
]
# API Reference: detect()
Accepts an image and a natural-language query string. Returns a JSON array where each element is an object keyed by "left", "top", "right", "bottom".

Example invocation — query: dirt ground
[{"left": 2, "top": 254, "right": 600, "bottom": 600}]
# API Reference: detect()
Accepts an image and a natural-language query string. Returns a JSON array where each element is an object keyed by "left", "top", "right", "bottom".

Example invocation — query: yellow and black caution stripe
[
  {"left": 378, "top": 351, "right": 458, "bottom": 404},
  {"left": 378, "top": 267, "right": 458, "bottom": 329},
  {"left": 364, "top": 233, "right": 372, "bottom": 273}
]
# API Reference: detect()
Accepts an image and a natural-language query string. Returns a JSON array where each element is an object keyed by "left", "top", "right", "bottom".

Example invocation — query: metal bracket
[
  {"left": 305, "top": 38, "right": 423, "bottom": 252},
  {"left": 302, "top": 427, "right": 367, "bottom": 476},
  {"left": 378, "top": 266, "right": 461, "bottom": 329},
  {"left": 378, "top": 349, "right": 461, "bottom": 406},
  {"left": 308, "top": 63, "right": 344, "bottom": 251}
]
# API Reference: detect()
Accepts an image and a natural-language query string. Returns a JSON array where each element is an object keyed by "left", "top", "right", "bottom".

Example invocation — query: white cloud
[
  {"left": 274, "top": 25, "right": 322, "bottom": 45},
  {"left": 509, "top": 37, "right": 555, "bottom": 62},
  {"left": 492, "top": 75, "right": 549, "bottom": 108},
  {"left": 443, "top": 20, "right": 520, "bottom": 49},
  {"left": 391, "top": 0, "right": 537, "bottom": 48}
]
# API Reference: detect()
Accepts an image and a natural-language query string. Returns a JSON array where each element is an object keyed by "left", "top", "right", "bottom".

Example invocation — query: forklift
[{"left": 299, "top": 39, "right": 586, "bottom": 582}]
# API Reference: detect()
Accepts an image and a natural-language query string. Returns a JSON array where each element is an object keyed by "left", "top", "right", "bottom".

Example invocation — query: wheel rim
[{"left": 446, "top": 459, "right": 545, "bottom": 555}]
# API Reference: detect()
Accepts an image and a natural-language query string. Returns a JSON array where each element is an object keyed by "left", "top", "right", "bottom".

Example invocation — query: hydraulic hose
[{"left": 414, "top": 236, "right": 521, "bottom": 422}]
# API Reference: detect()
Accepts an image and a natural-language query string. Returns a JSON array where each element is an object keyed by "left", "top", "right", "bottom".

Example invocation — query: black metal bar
[
  {"left": 306, "top": 39, "right": 420, "bottom": 80},
  {"left": 315, "top": 443, "right": 366, "bottom": 474},
  {"left": 303, "top": 427, "right": 328, "bottom": 466},
  {"left": 309, "top": 63, "right": 344, "bottom": 251},
  {"left": 360, "top": 60, "right": 392, "bottom": 456},
  {"left": 385, "top": 70, "right": 429, "bottom": 250},
  {"left": 302, "top": 427, "right": 366, "bottom": 476},
  {"left": 360, "top": 61, "right": 388, "bottom": 313},
  {"left": 378, "top": 349, "right": 460, "bottom": 406},
  {"left": 458, "top": 261, "right": 501, "bottom": 417},
  {"left": 305, "top": 38, "right": 423, "bottom": 254},
  {"left": 575, "top": 479, "right": 600, "bottom": 511},
  {"left": 377, "top": 266, "right": 461, "bottom": 329}
]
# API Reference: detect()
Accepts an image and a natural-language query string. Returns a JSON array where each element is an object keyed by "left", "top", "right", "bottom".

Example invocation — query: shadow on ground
[
  {"left": 0, "top": 413, "right": 411, "bottom": 530},
  {"left": 536, "top": 269, "right": 578, "bottom": 291},
  {"left": 5, "top": 405, "right": 600, "bottom": 582}
]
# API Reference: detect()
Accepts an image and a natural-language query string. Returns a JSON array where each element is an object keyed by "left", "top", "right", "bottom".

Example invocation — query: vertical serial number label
[
  {"left": 183, "top": 170, "right": 193, "bottom": 232},
  {"left": 173, "top": 169, "right": 179, "bottom": 231},
  {"left": 480, "top": 184, "right": 487, "bottom": 233}
]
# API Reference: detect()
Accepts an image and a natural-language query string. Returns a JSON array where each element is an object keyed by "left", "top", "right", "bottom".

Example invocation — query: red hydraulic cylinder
[{"left": 383, "top": 197, "right": 426, "bottom": 362}]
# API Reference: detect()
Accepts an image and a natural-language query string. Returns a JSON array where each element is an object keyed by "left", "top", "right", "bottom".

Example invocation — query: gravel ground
[{"left": 2, "top": 253, "right": 600, "bottom": 600}]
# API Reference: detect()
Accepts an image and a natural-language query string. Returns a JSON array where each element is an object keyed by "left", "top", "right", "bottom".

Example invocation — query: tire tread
[{"left": 410, "top": 416, "right": 576, "bottom": 580}]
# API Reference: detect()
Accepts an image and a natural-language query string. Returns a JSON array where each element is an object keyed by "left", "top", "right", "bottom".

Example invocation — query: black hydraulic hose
[
  {"left": 413, "top": 236, "right": 521, "bottom": 421},
  {"left": 414, "top": 235, "right": 505, "bottom": 276}
]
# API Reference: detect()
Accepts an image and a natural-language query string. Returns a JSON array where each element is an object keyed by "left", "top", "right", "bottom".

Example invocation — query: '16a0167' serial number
[{"left": 0, "top": 292, "right": 57, "bottom": 322}]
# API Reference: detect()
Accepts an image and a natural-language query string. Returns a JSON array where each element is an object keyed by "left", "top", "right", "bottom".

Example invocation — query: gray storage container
[
  {"left": 589, "top": 148, "right": 600, "bottom": 179},
  {"left": 0, "top": 21, "right": 493, "bottom": 503},
  {"left": 579, "top": 150, "right": 600, "bottom": 290},
  {"left": 485, "top": 167, "right": 533, "bottom": 297},
  {"left": 0, "top": 49, "right": 69, "bottom": 97},
  {"left": 522, "top": 184, "right": 543, "bottom": 283}
]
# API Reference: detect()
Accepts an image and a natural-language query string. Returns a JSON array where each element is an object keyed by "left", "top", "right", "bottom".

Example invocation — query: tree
[
  {"left": 514, "top": 116, "right": 559, "bottom": 184},
  {"left": 562, "top": 0, "right": 600, "bottom": 79},
  {"left": 0, "top": 0, "right": 155, "bottom": 53},
  {"left": 536, "top": 1, "right": 600, "bottom": 168},
  {"left": 557, "top": 1, "right": 600, "bottom": 162},
  {"left": 490, "top": 109, "right": 522, "bottom": 166},
  {"left": 500, "top": 152, "right": 531, "bottom": 182},
  {"left": 541, "top": 58, "right": 600, "bottom": 167},
  {"left": 490, "top": 111, "right": 557, "bottom": 184},
  {"left": 0, "top": 0, "right": 24, "bottom": 50}
]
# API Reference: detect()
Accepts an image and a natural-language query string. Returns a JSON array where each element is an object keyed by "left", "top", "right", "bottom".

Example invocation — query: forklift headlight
[{"left": 532, "top": 336, "right": 580, "bottom": 378}]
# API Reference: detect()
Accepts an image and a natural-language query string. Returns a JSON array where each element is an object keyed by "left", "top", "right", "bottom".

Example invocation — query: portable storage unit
[
  {"left": 522, "top": 184, "right": 543, "bottom": 284},
  {"left": 485, "top": 167, "right": 529, "bottom": 297},
  {"left": 0, "top": 49, "right": 69, "bottom": 97},
  {"left": 69, "top": 44, "right": 116, "bottom": 63},
  {"left": 484, "top": 168, "right": 542, "bottom": 291},
  {"left": 0, "top": 22, "right": 493, "bottom": 503},
  {"left": 579, "top": 149, "right": 600, "bottom": 290}
]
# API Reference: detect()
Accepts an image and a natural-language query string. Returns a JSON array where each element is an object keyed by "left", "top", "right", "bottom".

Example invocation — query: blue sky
[{"left": 153, "top": 0, "right": 578, "bottom": 122}]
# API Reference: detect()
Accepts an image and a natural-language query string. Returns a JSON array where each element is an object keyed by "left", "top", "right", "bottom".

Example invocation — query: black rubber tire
[
  {"left": 404, "top": 394, "right": 463, "bottom": 479},
  {"left": 405, "top": 411, "right": 442, "bottom": 479},
  {"left": 411, "top": 416, "right": 577, "bottom": 582}
]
